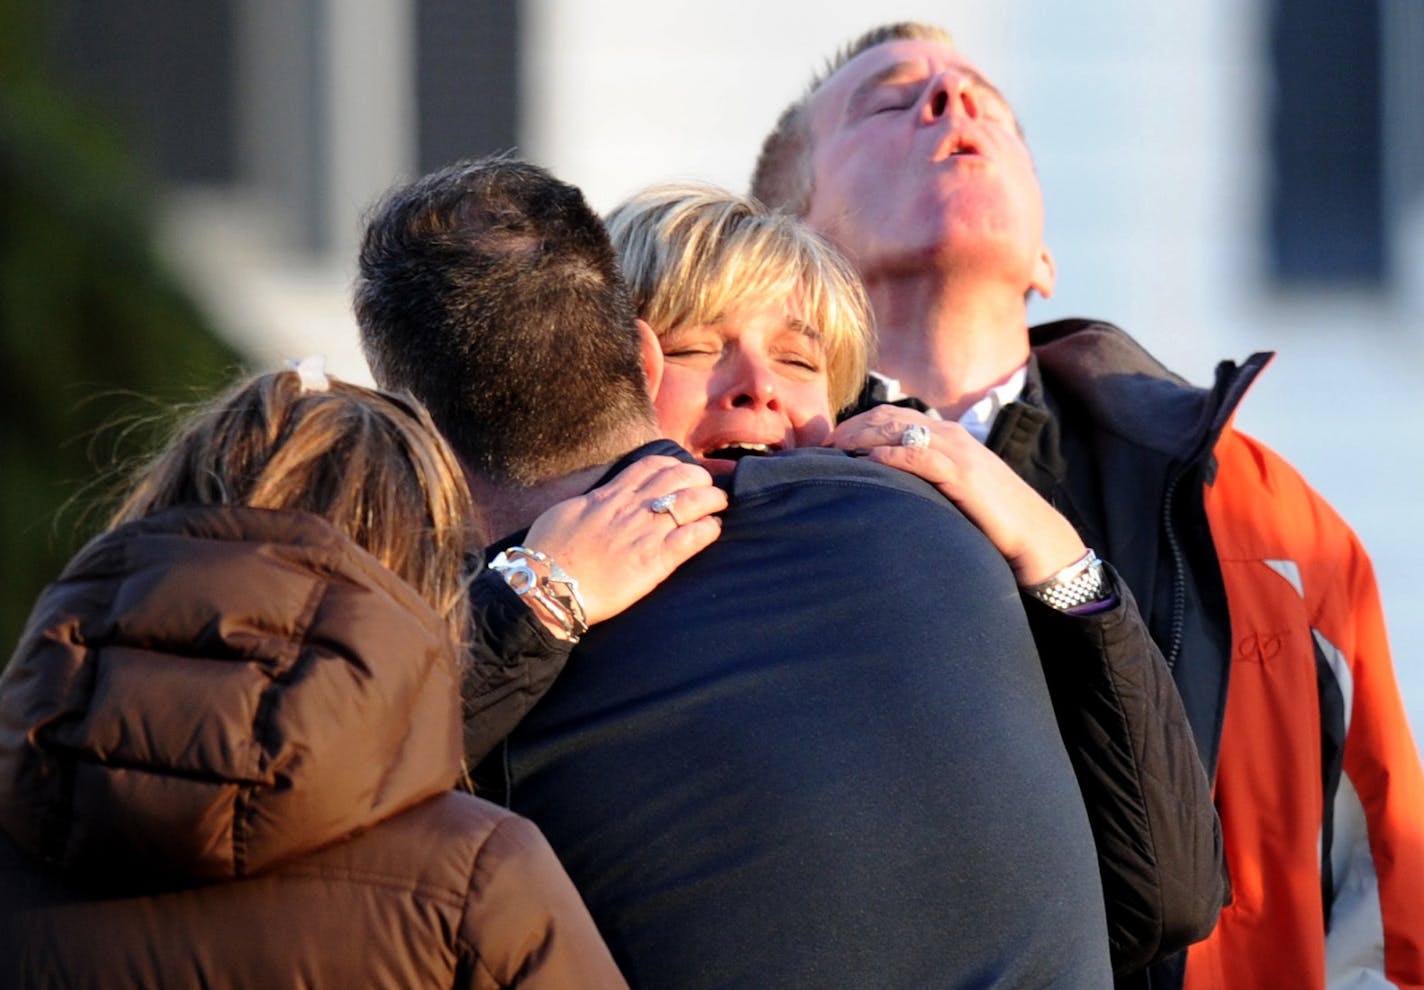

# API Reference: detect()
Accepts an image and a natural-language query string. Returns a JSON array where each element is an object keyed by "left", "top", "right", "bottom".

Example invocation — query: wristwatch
[{"left": 1025, "top": 549, "right": 1108, "bottom": 611}]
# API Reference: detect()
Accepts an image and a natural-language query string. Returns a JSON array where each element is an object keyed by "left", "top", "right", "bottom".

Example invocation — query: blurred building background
[{"left": 4, "top": 0, "right": 1422, "bottom": 749}]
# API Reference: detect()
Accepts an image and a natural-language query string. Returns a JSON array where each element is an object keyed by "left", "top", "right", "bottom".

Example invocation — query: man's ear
[
  {"left": 1029, "top": 245, "right": 1057, "bottom": 300},
  {"left": 637, "top": 319, "right": 665, "bottom": 399}
]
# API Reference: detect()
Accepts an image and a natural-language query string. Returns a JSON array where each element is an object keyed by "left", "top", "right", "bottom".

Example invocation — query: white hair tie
[{"left": 287, "top": 355, "right": 330, "bottom": 393}]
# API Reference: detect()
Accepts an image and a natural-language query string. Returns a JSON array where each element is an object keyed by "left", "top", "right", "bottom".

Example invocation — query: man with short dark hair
[
  {"left": 752, "top": 23, "right": 1424, "bottom": 990},
  {"left": 355, "top": 155, "right": 1116, "bottom": 987},
  {"left": 356, "top": 158, "right": 657, "bottom": 527}
]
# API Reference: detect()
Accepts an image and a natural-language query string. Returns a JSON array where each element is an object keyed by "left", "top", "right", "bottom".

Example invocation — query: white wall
[
  {"left": 159, "top": 0, "right": 1423, "bottom": 750},
  {"left": 523, "top": 0, "right": 1424, "bottom": 750}
]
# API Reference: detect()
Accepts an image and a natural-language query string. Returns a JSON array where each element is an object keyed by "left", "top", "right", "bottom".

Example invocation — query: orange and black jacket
[{"left": 1009, "top": 319, "right": 1424, "bottom": 989}]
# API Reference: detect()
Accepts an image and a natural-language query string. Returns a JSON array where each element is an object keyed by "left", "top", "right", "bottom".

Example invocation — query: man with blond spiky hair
[{"left": 752, "top": 21, "right": 1424, "bottom": 990}]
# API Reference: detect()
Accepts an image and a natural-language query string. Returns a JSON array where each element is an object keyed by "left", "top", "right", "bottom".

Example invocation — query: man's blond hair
[
  {"left": 750, "top": 22, "right": 953, "bottom": 215},
  {"left": 607, "top": 183, "right": 875, "bottom": 414}
]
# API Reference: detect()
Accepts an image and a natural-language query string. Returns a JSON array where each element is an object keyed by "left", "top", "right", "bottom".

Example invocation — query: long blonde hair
[{"left": 111, "top": 369, "right": 478, "bottom": 647}]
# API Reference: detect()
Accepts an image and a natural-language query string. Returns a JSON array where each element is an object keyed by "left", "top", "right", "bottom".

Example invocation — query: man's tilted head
[{"left": 355, "top": 156, "right": 658, "bottom": 488}]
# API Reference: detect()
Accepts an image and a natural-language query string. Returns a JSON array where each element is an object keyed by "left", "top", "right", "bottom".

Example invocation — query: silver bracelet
[
  {"left": 1024, "top": 548, "right": 1107, "bottom": 611},
  {"left": 488, "top": 547, "right": 589, "bottom": 642}
]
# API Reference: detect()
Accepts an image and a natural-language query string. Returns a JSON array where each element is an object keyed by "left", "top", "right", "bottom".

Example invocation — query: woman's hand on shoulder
[
  {"left": 829, "top": 407, "right": 1084, "bottom": 586},
  {"left": 523, "top": 456, "right": 726, "bottom": 628}
]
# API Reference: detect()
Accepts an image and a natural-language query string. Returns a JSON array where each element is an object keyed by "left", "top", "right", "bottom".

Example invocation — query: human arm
[
  {"left": 1205, "top": 433, "right": 1424, "bottom": 989},
  {"left": 1320, "top": 526, "right": 1424, "bottom": 989},
  {"left": 455, "top": 812, "right": 629, "bottom": 990},
  {"left": 1025, "top": 571, "right": 1227, "bottom": 974},
  {"left": 832, "top": 405, "right": 1227, "bottom": 972},
  {"left": 829, "top": 407, "right": 1085, "bottom": 585},
  {"left": 462, "top": 456, "right": 726, "bottom": 764}
]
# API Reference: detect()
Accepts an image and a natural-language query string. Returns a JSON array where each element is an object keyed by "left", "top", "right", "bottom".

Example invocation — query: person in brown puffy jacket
[{"left": 0, "top": 365, "right": 720, "bottom": 989}]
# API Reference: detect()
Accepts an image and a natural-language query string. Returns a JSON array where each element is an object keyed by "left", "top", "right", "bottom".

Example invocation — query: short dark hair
[{"left": 355, "top": 156, "right": 656, "bottom": 487}]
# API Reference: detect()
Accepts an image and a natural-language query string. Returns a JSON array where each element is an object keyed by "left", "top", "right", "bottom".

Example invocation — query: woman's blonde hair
[
  {"left": 110, "top": 370, "right": 477, "bottom": 647},
  {"left": 606, "top": 183, "right": 874, "bottom": 414}
]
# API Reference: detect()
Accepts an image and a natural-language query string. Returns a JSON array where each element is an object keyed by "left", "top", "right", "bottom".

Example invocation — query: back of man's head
[
  {"left": 750, "top": 22, "right": 952, "bottom": 215},
  {"left": 355, "top": 156, "right": 657, "bottom": 488}
]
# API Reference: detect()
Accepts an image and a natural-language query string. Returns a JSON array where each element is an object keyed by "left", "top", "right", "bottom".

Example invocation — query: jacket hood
[
  {"left": 1031, "top": 318, "right": 1272, "bottom": 461},
  {"left": 0, "top": 506, "right": 463, "bottom": 890}
]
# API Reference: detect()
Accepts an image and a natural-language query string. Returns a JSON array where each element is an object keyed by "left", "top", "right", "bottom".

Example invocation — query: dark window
[
  {"left": 416, "top": 0, "right": 521, "bottom": 173},
  {"left": 1268, "top": 0, "right": 1384, "bottom": 285},
  {"left": 43, "top": 0, "right": 238, "bottom": 184}
]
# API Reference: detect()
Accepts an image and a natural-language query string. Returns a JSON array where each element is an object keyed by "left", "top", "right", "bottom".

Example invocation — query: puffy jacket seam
[
  {"left": 50, "top": 543, "right": 125, "bottom": 867},
  {"left": 234, "top": 568, "right": 330, "bottom": 877},
  {"left": 460, "top": 816, "right": 520, "bottom": 988},
  {"left": 263, "top": 862, "right": 470, "bottom": 908}
]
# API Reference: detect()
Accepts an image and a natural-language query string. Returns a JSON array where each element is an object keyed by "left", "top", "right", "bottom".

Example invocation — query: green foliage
[{"left": 1, "top": 53, "right": 244, "bottom": 664}]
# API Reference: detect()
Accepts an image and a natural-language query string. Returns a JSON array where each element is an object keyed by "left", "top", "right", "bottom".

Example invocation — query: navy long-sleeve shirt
[{"left": 480, "top": 443, "right": 1112, "bottom": 989}]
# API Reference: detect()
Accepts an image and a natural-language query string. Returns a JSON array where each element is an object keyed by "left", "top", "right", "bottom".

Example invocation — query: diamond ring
[
  {"left": 900, "top": 423, "right": 932, "bottom": 449},
  {"left": 650, "top": 492, "right": 684, "bottom": 526}
]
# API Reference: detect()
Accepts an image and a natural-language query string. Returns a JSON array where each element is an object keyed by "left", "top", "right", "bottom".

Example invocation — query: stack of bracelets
[{"left": 487, "top": 546, "right": 590, "bottom": 642}]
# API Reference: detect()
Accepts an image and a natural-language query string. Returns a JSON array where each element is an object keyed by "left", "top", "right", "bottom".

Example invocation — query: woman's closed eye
[
  {"left": 777, "top": 351, "right": 822, "bottom": 373},
  {"left": 661, "top": 334, "right": 723, "bottom": 363}
]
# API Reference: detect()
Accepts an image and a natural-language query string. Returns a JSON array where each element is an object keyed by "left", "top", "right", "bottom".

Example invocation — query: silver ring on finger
[
  {"left": 650, "top": 492, "right": 684, "bottom": 527},
  {"left": 900, "top": 423, "right": 931, "bottom": 449}
]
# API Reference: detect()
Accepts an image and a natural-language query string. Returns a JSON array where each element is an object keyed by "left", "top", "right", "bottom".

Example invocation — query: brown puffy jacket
[{"left": 0, "top": 506, "right": 627, "bottom": 989}]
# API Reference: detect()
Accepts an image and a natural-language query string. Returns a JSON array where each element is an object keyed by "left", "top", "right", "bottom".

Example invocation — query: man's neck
[
  {"left": 465, "top": 423, "right": 666, "bottom": 544},
  {"left": 864, "top": 270, "right": 1032, "bottom": 421},
  {"left": 470, "top": 464, "right": 613, "bottom": 546}
]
